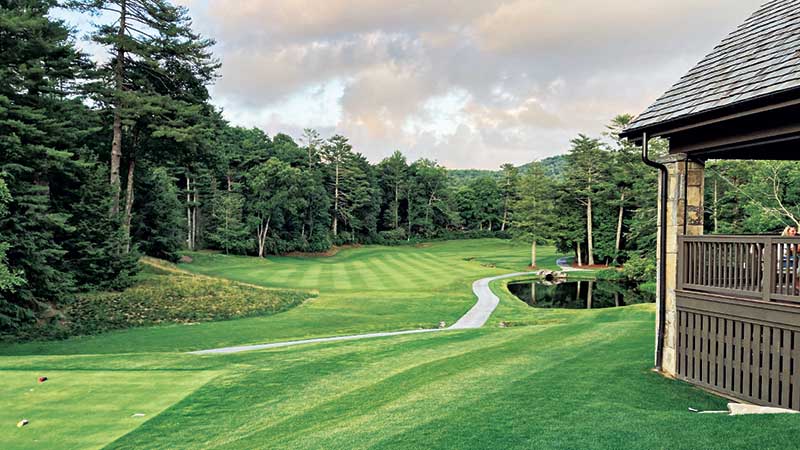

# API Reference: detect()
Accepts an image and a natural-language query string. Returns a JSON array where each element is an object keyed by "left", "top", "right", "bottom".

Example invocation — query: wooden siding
[{"left": 676, "top": 291, "right": 800, "bottom": 409}]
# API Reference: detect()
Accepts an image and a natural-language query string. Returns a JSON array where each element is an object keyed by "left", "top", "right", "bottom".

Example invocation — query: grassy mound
[{"left": 15, "top": 257, "right": 314, "bottom": 341}]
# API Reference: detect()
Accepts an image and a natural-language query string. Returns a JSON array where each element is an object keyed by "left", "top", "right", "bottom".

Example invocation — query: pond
[{"left": 507, "top": 279, "right": 654, "bottom": 309}]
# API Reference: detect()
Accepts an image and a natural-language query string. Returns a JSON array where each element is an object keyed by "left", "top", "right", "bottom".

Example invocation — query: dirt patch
[
  {"left": 414, "top": 243, "right": 432, "bottom": 248},
  {"left": 282, "top": 245, "right": 361, "bottom": 258},
  {"left": 571, "top": 263, "right": 609, "bottom": 269}
]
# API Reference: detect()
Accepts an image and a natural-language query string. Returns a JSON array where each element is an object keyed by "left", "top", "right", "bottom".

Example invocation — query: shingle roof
[{"left": 625, "top": 0, "right": 800, "bottom": 133}]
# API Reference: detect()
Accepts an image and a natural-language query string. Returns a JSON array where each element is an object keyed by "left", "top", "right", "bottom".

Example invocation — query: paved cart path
[{"left": 189, "top": 272, "right": 536, "bottom": 355}]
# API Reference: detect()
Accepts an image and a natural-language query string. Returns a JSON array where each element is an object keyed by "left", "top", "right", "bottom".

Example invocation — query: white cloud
[{"left": 171, "top": 0, "right": 766, "bottom": 167}]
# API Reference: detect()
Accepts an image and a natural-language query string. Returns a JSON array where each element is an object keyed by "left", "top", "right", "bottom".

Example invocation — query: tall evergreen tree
[
  {"left": 499, "top": 163, "right": 519, "bottom": 231},
  {"left": 321, "top": 135, "right": 353, "bottom": 237},
  {"left": 207, "top": 190, "right": 250, "bottom": 254},
  {"left": 132, "top": 166, "right": 184, "bottom": 261},
  {"left": 377, "top": 151, "right": 408, "bottom": 231},
  {"left": 513, "top": 162, "right": 554, "bottom": 267},
  {"left": 564, "top": 135, "right": 608, "bottom": 266},
  {"left": 0, "top": 0, "right": 110, "bottom": 331},
  {"left": 70, "top": 0, "right": 219, "bottom": 248}
]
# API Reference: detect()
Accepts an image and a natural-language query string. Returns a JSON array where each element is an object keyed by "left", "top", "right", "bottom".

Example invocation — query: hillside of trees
[{"left": 3, "top": 1, "right": 799, "bottom": 336}]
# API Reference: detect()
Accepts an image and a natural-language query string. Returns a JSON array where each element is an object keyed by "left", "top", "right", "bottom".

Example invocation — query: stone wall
[{"left": 658, "top": 155, "right": 704, "bottom": 376}]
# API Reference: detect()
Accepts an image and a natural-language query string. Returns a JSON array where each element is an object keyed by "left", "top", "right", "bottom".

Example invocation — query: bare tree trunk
[
  {"left": 615, "top": 192, "right": 625, "bottom": 257},
  {"left": 123, "top": 156, "right": 135, "bottom": 253},
  {"left": 713, "top": 178, "right": 719, "bottom": 234},
  {"left": 393, "top": 183, "right": 399, "bottom": 229},
  {"left": 257, "top": 216, "right": 270, "bottom": 258},
  {"left": 186, "top": 176, "right": 193, "bottom": 251},
  {"left": 586, "top": 197, "right": 595, "bottom": 266},
  {"left": 193, "top": 188, "right": 199, "bottom": 249},
  {"left": 530, "top": 281, "right": 536, "bottom": 304},
  {"left": 407, "top": 188, "right": 413, "bottom": 240},
  {"left": 227, "top": 174, "right": 232, "bottom": 192},
  {"left": 110, "top": 0, "right": 127, "bottom": 216},
  {"left": 587, "top": 281, "right": 593, "bottom": 309},
  {"left": 531, "top": 240, "right": 537, "bottom": 267},
  {"left": 576, "top": 242, "right": 583, "bottom": 267},
  {"left": 501, "top": 196, "right": 509, "bottom": 231},
  {"left": 332, "top": 162, "right": 339, "bottom": 236}
]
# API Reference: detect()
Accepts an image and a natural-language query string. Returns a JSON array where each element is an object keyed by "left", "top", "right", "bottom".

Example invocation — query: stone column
[{"left": 658, "top": 155, "right": 704, "bottom": 376}]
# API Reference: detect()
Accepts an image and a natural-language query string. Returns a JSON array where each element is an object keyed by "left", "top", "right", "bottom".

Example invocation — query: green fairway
[
  {"left": 3, "top": 240, "right": 798, "bottom": 449},
  {"left": 1, "top": 239, "right": 557, "bottom": 355}
]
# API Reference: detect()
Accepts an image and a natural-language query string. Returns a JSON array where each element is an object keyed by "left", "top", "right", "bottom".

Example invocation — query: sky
[{"left": 61, "top": 0, "right": 766, "bottom": 169}]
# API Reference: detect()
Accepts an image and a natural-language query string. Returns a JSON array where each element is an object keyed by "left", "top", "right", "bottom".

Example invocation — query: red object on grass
[{"left": 38, "top": 376, "right": 47, "bottom": 383}]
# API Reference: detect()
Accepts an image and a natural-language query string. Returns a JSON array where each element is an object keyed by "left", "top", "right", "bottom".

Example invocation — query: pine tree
[
  {"left": 0, "top": 0, "right": 93, "bottom": 330},
  {"left": 378, "top": 151, "right": 408, "bottom": 231},
  {"left": 132, "top": 166, "right": 184, "bottom": 261},
  {"left": 564, "top": 135, "right": 609, "bottom": 266},
  {"left": 500, "top": 163, "right": 519, "bottom": 231},
  {"left": 0, "top": 177, "right": 23, "bottom": 294},
  {"left": 69, "top": 0, "right": 219, "bottom": 248},
  {"left": 321, "top": 135, "right": 353, "bottom": 237},
  {"left": 207, "top": 190, "right": 250, "bottom": 254},
  {"left": 513, "top": 162, "right": 554, "bottom": 267}
]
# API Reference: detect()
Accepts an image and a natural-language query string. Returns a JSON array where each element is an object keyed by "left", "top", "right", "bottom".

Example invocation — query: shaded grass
[{"left": 1, "top": 369, "right": 220, "bottom": 450}]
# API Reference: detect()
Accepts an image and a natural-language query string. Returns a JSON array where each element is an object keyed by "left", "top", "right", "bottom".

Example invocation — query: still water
[{"left": 507, "top": 279, "right": 654, "bottom": 309}]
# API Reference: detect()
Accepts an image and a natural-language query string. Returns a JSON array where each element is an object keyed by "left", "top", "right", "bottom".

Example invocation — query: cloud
[{"left": 177, "top": 0, "right": 765, "bottom": 168}]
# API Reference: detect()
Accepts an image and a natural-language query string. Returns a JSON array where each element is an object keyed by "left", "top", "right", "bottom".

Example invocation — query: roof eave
[{"left": 619, "top": 86, "right": 800, "bottom": 143}]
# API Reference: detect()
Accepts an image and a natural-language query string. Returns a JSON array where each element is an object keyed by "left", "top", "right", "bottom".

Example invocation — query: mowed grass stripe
[
  {"left": 344, "top": 259, "right": 369, "bottom": 290},
  {"left": 367, "top": 256, "right": 410, "bottom": 290},
  {"left": 330, "top": 260, "right": 353, "bottom": 291},
  {"left": 348, "top": 258, "right": 386, "bottom": 288},
  {"left": 393, "top": 254, "right": 449, "bottom": 285},
  {"left": 300, "top": 262, "right": 324, "bottom": 289},
  {"left": 385, "top": 254, "right": 431, "bottom": 286}
]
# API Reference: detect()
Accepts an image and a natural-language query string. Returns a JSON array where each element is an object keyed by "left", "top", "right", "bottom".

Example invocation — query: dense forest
[{"left": 2, "top": 1, "right": 799, "bottom": 336}]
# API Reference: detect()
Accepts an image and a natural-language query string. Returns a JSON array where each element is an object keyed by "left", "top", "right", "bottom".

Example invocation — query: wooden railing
[{"left": 678, "top": 235, "right": 800, "bottom": 304}]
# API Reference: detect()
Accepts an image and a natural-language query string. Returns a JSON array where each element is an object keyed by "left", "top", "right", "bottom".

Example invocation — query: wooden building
[{"left": 620, "top": 0, "right": 800, "bottom": 409}]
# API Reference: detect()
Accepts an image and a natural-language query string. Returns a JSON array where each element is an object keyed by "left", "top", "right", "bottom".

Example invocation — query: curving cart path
[{"left": 189, "top": 272, "right": 536, "bottom": 355}]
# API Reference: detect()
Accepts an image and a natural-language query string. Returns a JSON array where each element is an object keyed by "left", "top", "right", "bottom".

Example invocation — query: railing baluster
[{"left": 764, "top": 240, "right": 774, "bottom": 302}]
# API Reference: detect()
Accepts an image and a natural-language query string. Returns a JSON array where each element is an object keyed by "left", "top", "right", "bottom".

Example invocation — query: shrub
[
  {"left": 595, "top": 268, "right": 625, "bottom": 281},
  {"left": 621, "top": 253, "right": 657, "bottom": 282},
  {"left": 377, "top": 228, "right": 408, "bottom": 245}
]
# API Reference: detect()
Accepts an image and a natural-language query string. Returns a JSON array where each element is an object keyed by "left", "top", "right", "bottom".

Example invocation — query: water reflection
[{"left": 507, "top": 279, "right": 654, "bottom": 309}]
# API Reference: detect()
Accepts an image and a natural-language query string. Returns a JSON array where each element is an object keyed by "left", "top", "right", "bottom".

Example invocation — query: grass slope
[
  {"left": 2, "top": 239, "right": 554, "bottom": 355},
  {"left": 3, "top": 240, "right": 797, "bottom": 449}
]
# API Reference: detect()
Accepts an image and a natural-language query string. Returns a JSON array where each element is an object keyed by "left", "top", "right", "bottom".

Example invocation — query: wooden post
[
  {"left": 763, "top": 237, "right": 774, "bottom": 302},
  {"left": 677, "top": 236, "right": 685, "bottom": 291}
]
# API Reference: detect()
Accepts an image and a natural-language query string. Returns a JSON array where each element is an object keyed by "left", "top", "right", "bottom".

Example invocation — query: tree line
[
  {"left": 4, "top": 1, "right": 794, "bottom": 336},
  {"left": 0, "top": 1, "right": 663, "bottom": 334}
]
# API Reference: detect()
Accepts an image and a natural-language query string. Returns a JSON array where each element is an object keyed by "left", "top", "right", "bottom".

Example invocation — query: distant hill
[
  {"left": 447, "top": 169, "right": 503, "bottom": 186},
  {"left": 448, "top": 154, "right": 567, "bottom": 185}
]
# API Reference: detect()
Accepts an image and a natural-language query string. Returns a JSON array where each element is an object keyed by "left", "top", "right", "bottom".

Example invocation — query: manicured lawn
[
  {"left": 2, "top": 239, "right": 798, "bottom": 449},
  {"left": 2, "top": 239, "right": 552, "bottom": 355},
  {"left": 1, "top": 369, "right": 220, "bottom": 450}
]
